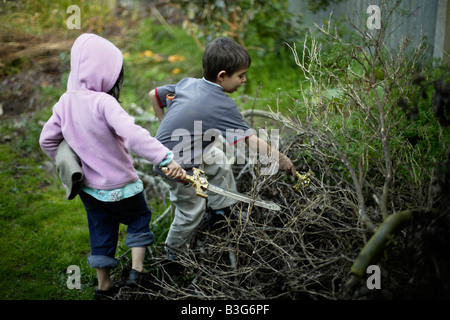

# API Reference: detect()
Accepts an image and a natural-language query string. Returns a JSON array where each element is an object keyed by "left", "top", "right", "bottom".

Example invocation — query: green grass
[{"left": 0, "top": 139, "right": 95, "bottom": 299}]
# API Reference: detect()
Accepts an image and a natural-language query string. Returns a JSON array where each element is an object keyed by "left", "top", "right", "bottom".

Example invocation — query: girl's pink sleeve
[{"left": 39, "top": 111, "right": 64, "bottom": 161}]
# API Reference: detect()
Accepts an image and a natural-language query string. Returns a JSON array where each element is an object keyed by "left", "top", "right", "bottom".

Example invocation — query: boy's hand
[
  {"left": 279, "top": 154, "right": 296, "bottom": 176},
  {"left": 164, "top": 160, "right": 186, "bottom": 180}
]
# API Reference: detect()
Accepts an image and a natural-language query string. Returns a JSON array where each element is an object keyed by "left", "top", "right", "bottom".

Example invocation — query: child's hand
[
  {"left": 279, "top": 154, "right": 296, "bottom": 176},
  {"left": 164, "top": 160, "right": 186, "bottom": 180}
]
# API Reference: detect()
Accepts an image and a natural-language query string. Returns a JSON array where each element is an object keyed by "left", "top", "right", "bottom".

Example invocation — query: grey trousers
[{"left": 164, "top": 147, "right": 238, "bottom": 254}]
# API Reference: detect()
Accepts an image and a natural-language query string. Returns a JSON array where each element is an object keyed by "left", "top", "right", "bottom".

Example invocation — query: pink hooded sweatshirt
[{"left": 39, "top": 33, "right": 169, "bottom": 189}]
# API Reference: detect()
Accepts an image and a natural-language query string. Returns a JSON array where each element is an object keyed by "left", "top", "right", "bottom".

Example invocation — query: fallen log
[{"left": 2, "top": 40, "right": 73, "bottom": 65}]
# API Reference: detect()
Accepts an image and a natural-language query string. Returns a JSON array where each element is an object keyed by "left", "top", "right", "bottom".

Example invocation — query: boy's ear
[{"left": 217, "top": 70, "right": 227, "bottom": 82}]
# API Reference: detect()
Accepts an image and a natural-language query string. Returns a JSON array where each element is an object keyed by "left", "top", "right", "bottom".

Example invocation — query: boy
[{"left": 149, "top": 37, "right": 295, "bottom": 260}]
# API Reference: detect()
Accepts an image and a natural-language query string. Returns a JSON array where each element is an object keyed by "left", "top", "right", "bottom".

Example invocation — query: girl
[{"left": 39, "top": 33, "right": 185, "bottom": 299}]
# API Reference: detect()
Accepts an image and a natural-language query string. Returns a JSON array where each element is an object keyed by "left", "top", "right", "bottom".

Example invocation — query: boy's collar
[{"left": 202, "top": 77, "right": 223, "bottom": 90}]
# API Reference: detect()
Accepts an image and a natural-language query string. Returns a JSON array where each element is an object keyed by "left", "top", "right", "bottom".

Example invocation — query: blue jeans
[{"left": 79, "top": 191, "right": 155, "bottom": 269}]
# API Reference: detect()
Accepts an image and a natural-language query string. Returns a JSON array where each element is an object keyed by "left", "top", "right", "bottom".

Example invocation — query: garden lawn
[{"left": 0, "top": 140, "right": 95, "bottom": 299}]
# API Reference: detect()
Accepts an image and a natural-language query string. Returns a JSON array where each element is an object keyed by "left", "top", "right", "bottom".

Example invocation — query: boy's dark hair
[
  {"left": 108, "top": 66, "right": 124, "bottom": 102},
  {"left": 202, "top": 37, "right": 251, "bottom": 82}
]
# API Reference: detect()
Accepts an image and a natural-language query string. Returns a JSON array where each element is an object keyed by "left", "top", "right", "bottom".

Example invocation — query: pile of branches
[
  {"left": 118, "top": 102, "right": 449, "bottom": 300},
  {"left": 118, "top": 120, "right": 369, "bottom": 300}
]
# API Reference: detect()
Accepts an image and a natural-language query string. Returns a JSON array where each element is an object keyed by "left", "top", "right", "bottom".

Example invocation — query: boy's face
[{"left": 219, "top": 67, "right": 248, "bottom": 93}]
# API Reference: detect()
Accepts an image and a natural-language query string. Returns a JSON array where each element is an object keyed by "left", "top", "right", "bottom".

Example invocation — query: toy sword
[
  {"left": 162, "top": 167, "right": 281, "bottom": 211},
  {"left": 161, "top": 167, "right": 315, "bottom": 211}
]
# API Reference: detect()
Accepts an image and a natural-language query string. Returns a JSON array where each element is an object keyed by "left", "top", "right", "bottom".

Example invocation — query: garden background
[{"left": 1, "top": 0, "right": 449, "bottom": 301}]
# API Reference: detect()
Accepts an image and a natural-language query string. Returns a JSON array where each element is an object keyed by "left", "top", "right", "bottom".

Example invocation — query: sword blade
[{"left": 207, "top": 184, "right": 281, "bottom": 211}]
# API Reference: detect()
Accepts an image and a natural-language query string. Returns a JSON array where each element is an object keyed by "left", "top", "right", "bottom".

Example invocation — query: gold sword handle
[
  {"left": 161, "top": 167, "right": 209, "bottom": 198},
  {"left": 293, "top": 169, "right": 315, "bottom": 191}
]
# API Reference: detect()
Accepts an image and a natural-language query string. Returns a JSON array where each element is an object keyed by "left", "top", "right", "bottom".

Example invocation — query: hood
[{"left": 67, "top": 33, "right": 123, "bottom": 93}]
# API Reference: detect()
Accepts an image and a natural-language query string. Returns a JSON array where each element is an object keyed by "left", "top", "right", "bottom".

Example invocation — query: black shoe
[
  {"left": 125, "top": 269, "right": 153, "bottom": 288},
  {"left": 94, "top": 284, "right": 121, "bottom": 300}
]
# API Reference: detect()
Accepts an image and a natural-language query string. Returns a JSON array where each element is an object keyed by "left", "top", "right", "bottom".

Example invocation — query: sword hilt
[
  {"left": 162, "top": 167, "right": 209, "bottom": 198},
  {"left": 293, "top": 169, "right": 315, "bottom": 191}
]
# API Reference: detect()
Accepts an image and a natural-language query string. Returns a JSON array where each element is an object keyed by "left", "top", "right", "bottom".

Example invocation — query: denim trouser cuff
[
  {"left": 88, "top": 255, "right": 118, "bottom": 269},
  {"left": 124, "top": 232, "right": 155, "bottom": 248}
]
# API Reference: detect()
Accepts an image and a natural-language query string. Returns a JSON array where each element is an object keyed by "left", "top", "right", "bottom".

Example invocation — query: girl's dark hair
[
  {"left": 108, "top": 66, "right": 124, "bottom": 102},
  {"left": 202, "top": 37, "right": 251, "bottom": 82}
]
